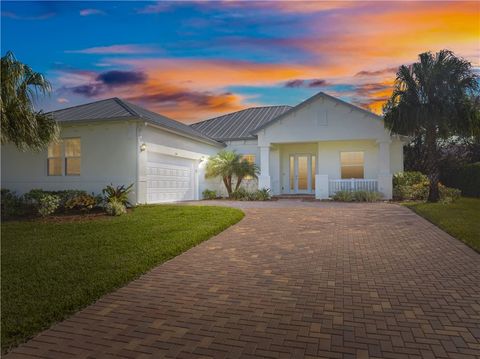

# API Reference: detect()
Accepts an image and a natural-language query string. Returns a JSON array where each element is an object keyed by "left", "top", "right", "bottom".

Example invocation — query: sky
[{"left": 1, "top": 1, "right": 479, "bottom": 123}]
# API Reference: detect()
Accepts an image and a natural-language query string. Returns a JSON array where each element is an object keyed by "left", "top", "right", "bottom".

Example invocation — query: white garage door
[{"left": 146, "top": 152, "right": 195, "bottom": 203}]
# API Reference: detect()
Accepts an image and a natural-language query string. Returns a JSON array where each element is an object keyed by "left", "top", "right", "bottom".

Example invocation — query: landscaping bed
[{"left": 1, "top": 205, "right": 244, "bottom": 353}]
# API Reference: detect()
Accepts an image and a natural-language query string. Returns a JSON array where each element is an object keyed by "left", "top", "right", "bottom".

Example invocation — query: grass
[
  {"left": 1, "top": 205, "right": 244, "bottom": 353},
  {"left": 404, "top": 197, "right": 480, "bottom": 252}
]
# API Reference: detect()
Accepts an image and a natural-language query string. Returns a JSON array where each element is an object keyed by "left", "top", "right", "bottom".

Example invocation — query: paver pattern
[{"left": 7, "top": 202, "right": 480, "bottom": 359}]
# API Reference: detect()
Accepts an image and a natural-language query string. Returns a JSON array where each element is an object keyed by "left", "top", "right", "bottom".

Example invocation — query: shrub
[
  {"left": 332, "top": 190, "right": 354, "bottom": 202},
  {"left": 439, "top": 184, "right": 461, "bottom": 204},
  {"left": 65, "top": 194, "right": 97, "bottom": 212},
  {"left": 102, "top": 184, "right": 133, "bottom": 207},
  {"left": 393, "top": 171, "right": 429, "bottom": 201},
  {"left": 441, "top": 162, "right": 480, "bottom": 198},
  {"left": 105, "top": 199, "right": 127, "bottom": 216},
  {"left": 37, "top": 194, "right": 60, "bottom": 217},
  {"left": 230, "top": 188, "right": 271, "bottom": 201},
  {"left": 353, "top": 191, "right": 382, "bottom": 202},
  {"left": 333, "top": 190, "right": 382, "bottom": 202},
  {"left": 50, "top": 190, "right": 88, "bottom": 209},
  {"left": 255, "top": 188, "right": 271, "bottom": 201},
  {"left": 202, "top": 189, "right": 217, "bottom": 200},
  {"left": 1, "top": 189, "right": 27, "bottom": 218}
]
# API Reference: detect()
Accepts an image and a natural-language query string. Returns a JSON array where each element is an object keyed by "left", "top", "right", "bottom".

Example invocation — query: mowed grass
[
  {"left": 404, "top": 197, "right": 480, "bottom": 252},
  {"left": 1, "top": 205, "right": 244, "bottom": 352}
]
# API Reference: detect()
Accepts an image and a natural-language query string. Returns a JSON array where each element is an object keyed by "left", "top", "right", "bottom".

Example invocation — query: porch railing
[{"left": 328, "top": 179, "right": 378, "bottom": 196}]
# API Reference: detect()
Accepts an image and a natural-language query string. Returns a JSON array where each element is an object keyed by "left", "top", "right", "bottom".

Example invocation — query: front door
[{"left": 289, "top": 154, "right": 316, "bottom": 194}]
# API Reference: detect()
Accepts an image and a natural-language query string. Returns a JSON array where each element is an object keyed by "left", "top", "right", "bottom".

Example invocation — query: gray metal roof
[
  {"left": 190, "top": 105, "right": 292, "bottom": 141},
  {"left": 48, "top": 98, "right": 223, "bottom": 146}
]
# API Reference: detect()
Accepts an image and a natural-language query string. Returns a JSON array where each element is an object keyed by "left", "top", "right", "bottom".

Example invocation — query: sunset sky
[{"left": 2, "top": 1, "right": 479, "bottom": 123}]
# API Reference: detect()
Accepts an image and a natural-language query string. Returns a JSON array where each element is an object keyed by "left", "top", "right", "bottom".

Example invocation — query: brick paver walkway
[{"left": 7, "top": 202, "right": 480, "bottom": 358}]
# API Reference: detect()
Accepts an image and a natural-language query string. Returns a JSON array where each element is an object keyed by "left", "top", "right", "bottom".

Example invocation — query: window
[
  {"left": 47, "top": 141, "right": 63, "bottom": 176},
  {"left": 242, "top": 154, "right": 256, "bottom": 180},
  {"left": 65, "top": 138, "right": 81, "bottom": 176},
  {"left": 47, "top": 138, "right": 81, "bottom": 176},
  {"left": 340, "top": 151, "right": 364, "bottom": 179}
]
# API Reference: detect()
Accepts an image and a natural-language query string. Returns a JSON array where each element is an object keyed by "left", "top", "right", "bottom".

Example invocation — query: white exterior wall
[
  {"left": 1, "top": 121, "right": 138, "bottom": 201},
  {"left": 137, "top": 123, "right": 222, "bottom": 202}
]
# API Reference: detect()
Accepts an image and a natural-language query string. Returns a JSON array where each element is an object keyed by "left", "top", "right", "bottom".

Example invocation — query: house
[{"left": 1, "top": 92, "right": 405, "bottom": 203}]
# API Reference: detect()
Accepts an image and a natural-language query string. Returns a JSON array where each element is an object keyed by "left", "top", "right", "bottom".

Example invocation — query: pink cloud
[
  {"left": 65, "top": 44, "right": 158, "bottom": 54},
  {"left": 79, "top": 9, "right": 105, "bottom": 16}
]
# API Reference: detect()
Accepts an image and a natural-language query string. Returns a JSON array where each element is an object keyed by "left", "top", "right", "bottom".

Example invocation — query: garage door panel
[{"left": 146, "top": 154, "right": 195, "bottom": 203}]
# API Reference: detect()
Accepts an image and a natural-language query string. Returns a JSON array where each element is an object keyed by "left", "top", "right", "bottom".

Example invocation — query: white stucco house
[{"left": 1, "top": 92, "right": 405, "bottom": 203}]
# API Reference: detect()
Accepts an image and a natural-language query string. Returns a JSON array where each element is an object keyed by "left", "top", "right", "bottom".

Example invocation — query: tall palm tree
[
  {"left": 205, "top": 150, "right": 259, "bottom": 197},
  {"left": 1, "top": 51, "right": 58, "bottom": 150},
  {"left": 383, "top": 50, "right": 479, "bottom": 202}
]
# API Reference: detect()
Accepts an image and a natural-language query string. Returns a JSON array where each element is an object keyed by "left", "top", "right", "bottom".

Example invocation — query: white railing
[{"left": 329, "top": 179, "right": 378, "bottom": 196}]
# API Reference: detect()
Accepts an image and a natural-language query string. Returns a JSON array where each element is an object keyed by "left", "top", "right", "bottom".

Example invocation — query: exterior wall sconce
[{"left": 140, "top": 143, "right": 147, "bottom": 152}]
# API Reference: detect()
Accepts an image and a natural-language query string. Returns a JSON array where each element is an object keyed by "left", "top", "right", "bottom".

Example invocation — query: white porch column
[
  {"left": 315, "top": 142, "right": 329, "bottom": 199},
  {"left": 377, "top": 140, "right": 393, "bottom": 199},
  {"left": 258, "top": 145, "right": 271, "bottom": 190}
]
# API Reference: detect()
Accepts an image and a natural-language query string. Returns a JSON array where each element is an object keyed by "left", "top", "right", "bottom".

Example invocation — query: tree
[
  {"left": 205, "top": 150, "right": 259, "bottom": 197},
  {"left": 1, "top": 51, "right": 58, "bottom": 150},
  {"left": 383, "top": 50, "right": 480, "bottom": 202}
]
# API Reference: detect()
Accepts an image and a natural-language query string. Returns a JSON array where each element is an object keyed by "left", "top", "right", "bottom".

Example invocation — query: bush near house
[
  {"left": 230, "top": 188, "right": 271, "bottom": 201},
  {"left": 393, "top": 171, "right": 461, "bottom": 203},
  {"left": 332, "top": 190, "right": 382, "bottom": 202},
  {"left": 202, "top": 189, "right": 218, "bottom": 200},
  {"left": 441, "top": 162, "right": 480, "bottom": 198}
]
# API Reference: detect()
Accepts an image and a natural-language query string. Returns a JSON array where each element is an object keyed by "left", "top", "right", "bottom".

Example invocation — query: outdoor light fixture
[{"left": 140, "top": 143, "right": 146, "bottom": 152}]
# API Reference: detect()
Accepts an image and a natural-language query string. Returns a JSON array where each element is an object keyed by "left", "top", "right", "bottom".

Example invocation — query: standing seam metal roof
[
  {"left": 47, "top": 98, "right": 222, "bottom": 146},
  {"left": 190, "top": 105, "right": 292, "bottom": 140}
]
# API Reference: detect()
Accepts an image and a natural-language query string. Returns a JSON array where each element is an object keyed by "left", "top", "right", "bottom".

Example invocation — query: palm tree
[
  {"left": 205, "top": 150, "right": 259, "bottom": 197},
  {"left": 383, "top": 50, "right": 479, "bottom": 202},
  {"left": 1, "top": 51, "right": 58, "bottom": 150}
]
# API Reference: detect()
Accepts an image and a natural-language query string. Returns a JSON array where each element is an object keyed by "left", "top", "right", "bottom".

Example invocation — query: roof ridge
[
  {"left": 47, "top": 97, "right": 120, "bottom": 114},
  {"left": 191, "top": 105, "right": 291, "bottom": 127},
  {"left": 112, "top": 98, "right": 140, "bottom": 118}
]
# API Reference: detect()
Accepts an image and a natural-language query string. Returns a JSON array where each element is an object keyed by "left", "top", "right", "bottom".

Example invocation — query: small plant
[
  {"left": 51, "top": 190, "right": 88, "bottom": 209},
  {"left": 439, "top": 184, "right": 461, "bottom": 204},
  {"left": 333, "top": 190, "right": 382, "bottom": 202},
  {"left": 332, "top": 190, "right": 354, "bottom": 202},
  {"left": 231, "top": 188, "right": 248, "bottom": 200},
  {"left": 353, "top": 191, "right": 382, "bottom": 202},
  {"left": 65, "top": 194, "right": 97, "bottom": 212},
  {"left": 102, "top": 184, "right": 133, "bottom": 207},
  {"left": 105, "top": 198, "right": 127, "bottom": 216},
  {"left": 37, "top": 194, "right": 60, "bottom": 217},
  {"left": 255, "top": 188, "right": 271, "bottom": 201},
  {"left": 202, "top": 189, "right": 217, "bottom": 200}
]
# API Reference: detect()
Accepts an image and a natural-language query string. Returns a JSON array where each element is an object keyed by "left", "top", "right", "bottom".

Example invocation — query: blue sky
[{"left": 2, "top": 1, "right": 479, "bottom": 122}]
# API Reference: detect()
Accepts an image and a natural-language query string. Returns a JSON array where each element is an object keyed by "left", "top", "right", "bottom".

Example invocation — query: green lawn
[
  {"left": 404, "top": 197, "right": 480, "bottom": 252},
  {"left": 1, "top": 205, "right": 244, "bottom": 353}
]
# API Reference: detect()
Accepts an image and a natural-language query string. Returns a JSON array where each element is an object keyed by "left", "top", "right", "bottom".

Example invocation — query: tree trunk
[
  {"left": 234, "top": 176, "right": 243, "bottom": 191},
  {"left": 223, "top": 176, "right": 232, "bottom": 197},
  {"left": 425, "top": 127, "right": 440, "bottom": 202}
]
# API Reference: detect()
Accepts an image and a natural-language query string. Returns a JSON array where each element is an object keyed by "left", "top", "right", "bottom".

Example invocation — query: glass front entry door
[{"left": 289, "top": 154, "right": 316, "bottom": 193}]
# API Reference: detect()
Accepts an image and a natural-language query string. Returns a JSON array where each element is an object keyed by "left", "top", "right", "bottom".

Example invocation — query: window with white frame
[
  {"left": 47, "top": 138, "right": 81, "bottom": 176},
  {"left": 340, "top": 151, "right": 364, "bottom": 179},
  {"left": 241, "top": 154, "right": 256, "bottom": 180}
]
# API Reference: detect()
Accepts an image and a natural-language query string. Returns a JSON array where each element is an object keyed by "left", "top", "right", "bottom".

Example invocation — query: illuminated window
[
  {"left": 47, "top": 138, "right": 81, "bottom": 176},
  {"left": 65, "top": 138, "right": 81, "bottom": 176},
  {"left": 242, "top": 154, "right": 256, "bottom": 180},
  {"left": 47, "top": 141, "right": 63, "bottom": 176},
  {"left": 340, "top": 152, "right": 364, "bottom": 179}
]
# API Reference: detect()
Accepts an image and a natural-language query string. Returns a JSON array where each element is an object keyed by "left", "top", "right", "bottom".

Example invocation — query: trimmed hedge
[{"left": 441, "top": 162, "right": 480, "bottom": 198}]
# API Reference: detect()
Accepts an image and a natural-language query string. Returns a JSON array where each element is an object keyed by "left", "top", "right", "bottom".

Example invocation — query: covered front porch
[{"left": 257, "top": 140, "right": 395, "bottom": 199}]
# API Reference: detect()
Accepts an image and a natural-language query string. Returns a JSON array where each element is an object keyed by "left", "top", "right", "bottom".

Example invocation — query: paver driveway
[{"left": 7, "top": 202, "right": 480, "bottom": 359}]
